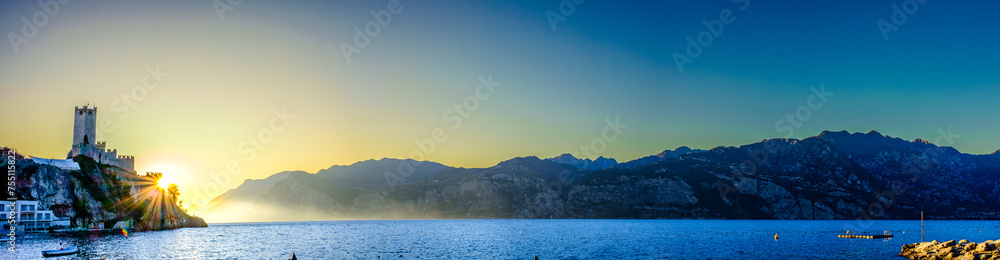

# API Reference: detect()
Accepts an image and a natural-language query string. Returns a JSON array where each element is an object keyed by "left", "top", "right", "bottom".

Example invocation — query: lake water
[{"left": 4, "top": 219, "right": 999, "bottom": 259}]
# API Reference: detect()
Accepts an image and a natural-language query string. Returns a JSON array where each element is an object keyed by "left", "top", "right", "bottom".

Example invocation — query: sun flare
[
  {"left": 146, "top": 163, "right": 183, "bottom": 189},
  {"left": 157, "top": 173, "right": 177, "bottom": 189}
]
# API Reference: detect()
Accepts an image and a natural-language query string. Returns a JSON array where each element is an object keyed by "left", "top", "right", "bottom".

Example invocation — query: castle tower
[
  {"left": 72, "top": 105, "right": 97, "bottom": 147},
  {"left": 68, "top": 105, "right": 98, "bottom": 159},
  {"left": 65, "top": 105, "right": 136, "bottom": 173}
]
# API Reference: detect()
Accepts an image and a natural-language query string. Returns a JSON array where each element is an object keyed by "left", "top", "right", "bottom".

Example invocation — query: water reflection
[{"left": 4, "top": 220, "right": 999, "bottom": 259}]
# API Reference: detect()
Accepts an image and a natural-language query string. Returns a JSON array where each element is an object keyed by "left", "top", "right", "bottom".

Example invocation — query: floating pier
[{"left": 838, "top": 234, "right": 893, "bottom": 239}]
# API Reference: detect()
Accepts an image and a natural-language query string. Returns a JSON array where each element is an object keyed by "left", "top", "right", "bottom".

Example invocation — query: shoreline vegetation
[{"left": 900, "top": 239, "right": 999, "bottom": 260}]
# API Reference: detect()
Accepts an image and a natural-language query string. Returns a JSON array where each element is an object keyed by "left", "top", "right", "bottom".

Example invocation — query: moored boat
[{"left": 42, "top": 246, "right": 78, "bottom": 257}]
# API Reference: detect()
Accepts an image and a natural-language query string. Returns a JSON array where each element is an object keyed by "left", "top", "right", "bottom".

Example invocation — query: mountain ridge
[
  {"left": 612, "top": 146, "right": 707, "bottom": 170},
  {"left": 546, "top": 154, "right": 618, "bottom": 171},
  {"left": 200, "top": 130, "right": 1000, "bottom": 222}
]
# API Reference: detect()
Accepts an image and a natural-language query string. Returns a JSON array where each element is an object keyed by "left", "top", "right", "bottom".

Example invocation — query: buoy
[
  {"left": 846, "top": 230, "right": 850, "bottom": 234},
  {"left": 774, "top": 233, "right": 779, "bottom": 240}
]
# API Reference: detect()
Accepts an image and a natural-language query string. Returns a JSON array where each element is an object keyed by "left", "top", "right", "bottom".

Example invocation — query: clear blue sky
[{"left": 1, "top": 0, "right": 998, "bottom": 204}]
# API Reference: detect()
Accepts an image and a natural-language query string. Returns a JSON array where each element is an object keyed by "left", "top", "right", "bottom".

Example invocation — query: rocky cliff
[
  {"left": 3, "top": 150, "right": 206, "bottom": 231},
  {"left": 201, "top": 130, "right": 1000, "bottom": 222},
  {"left": 900, "top": 239, "right": 999, "bottom": 259}
]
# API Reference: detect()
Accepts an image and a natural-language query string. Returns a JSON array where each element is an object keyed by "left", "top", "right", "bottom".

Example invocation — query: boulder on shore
[{"left": 899, "top": 239, "right": 999, "bottom": 260}]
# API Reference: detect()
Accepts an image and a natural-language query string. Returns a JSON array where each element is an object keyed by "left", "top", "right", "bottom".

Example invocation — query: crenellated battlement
[{"left": 74, "top": 105, "right": 97, "bottom": 112}]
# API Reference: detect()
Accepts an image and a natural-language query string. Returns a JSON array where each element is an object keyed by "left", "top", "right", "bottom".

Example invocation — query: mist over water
[
  {"left": 7, "top": 219, "right": 999, "bottom": 259},
  {"left": 197, "top": 200, "right": 452, "bottom": 223}
]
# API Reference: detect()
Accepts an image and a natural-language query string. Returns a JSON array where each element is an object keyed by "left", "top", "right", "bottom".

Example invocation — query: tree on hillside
[{"left": 167, "top": 183, "right": 180, "bottom": 205}]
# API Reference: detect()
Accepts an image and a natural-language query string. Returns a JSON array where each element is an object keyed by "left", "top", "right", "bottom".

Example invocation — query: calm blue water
[{"left": 3, "top": 220, "right": 999, "bottom": 259}]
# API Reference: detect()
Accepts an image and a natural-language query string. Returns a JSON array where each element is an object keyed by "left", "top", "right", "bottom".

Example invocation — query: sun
[
  {"left": 157, "top": 172, "right": 178, "bottom": 189},
  {"left": 146, "top": 163, "right": 183, "bottom": 189}
]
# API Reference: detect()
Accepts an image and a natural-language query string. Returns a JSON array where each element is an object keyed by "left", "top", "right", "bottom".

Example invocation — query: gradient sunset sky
[{"left": 1, "top": 0, "right": 998, "bottom": 205}]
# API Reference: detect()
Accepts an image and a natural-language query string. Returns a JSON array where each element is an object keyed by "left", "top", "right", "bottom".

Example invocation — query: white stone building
[{"left": 0, "top": 200, "right": 61, "bottom": 233}]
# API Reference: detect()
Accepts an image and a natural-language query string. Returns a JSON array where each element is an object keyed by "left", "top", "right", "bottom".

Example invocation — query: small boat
[{"left": 42, "top": 246, "right": 78, "bottom": 257}]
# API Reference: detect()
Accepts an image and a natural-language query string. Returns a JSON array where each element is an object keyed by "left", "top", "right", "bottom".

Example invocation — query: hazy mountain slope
[
  {"left": 200, "top": 159, "right": 451, "bottom": 222},
  {"left": 196, "top": 171, "right": 297, "bottom": 218}
]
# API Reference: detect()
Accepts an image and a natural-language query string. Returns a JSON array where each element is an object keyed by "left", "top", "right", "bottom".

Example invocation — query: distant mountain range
[{"left": 197, "top": 130, "right": 1000, "bottom": 222}]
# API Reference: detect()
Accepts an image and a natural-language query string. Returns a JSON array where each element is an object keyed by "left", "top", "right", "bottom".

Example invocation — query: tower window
[
  {"left": 88, "top": 111, "right": 93, "bottom": 115},
  {"left": 79, "top": 111, "right": 83, "bottom": 115}
]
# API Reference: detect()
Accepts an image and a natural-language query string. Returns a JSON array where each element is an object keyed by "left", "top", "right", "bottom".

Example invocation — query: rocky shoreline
[{"left": 899, "top": 239, "right": 999, "bottom": 260}]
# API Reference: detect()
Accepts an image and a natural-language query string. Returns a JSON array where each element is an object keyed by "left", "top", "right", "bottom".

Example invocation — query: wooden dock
[{"left": 838, "top": 234, "right": 893, "bottom": 239}]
